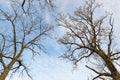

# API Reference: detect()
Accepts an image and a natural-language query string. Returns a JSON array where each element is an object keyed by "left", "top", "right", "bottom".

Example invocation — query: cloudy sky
[{"left": 1, "top": 0, "right": 120, "bottom": 80}]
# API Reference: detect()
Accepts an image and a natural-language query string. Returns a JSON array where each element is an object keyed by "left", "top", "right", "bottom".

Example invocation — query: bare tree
[
  {"left": 57, "top": 0, "right": 120, "bottom": 80},
  {"left": 0, "top": 0, "right": 54, "bottom": 80}
]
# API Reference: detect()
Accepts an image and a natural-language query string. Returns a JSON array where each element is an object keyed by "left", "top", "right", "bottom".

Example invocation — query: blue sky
[{"left": 1, "top": 0, "right": 120, "bottom": 80}]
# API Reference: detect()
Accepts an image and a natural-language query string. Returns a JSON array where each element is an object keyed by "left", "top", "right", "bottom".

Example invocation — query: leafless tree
[
  {"left": 0, "top": 0, "right": 54, "bottom": 80},
  {"left": 57, "top": 0, "right": 120, "bottom": 80}
]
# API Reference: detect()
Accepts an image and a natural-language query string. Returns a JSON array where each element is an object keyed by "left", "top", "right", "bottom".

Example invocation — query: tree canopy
[
  {"left": 0, "top": 0, "right": 54, "bottom": 80},
  {"left": 57, "top": 0, "right": 120, "bottom": 80}
]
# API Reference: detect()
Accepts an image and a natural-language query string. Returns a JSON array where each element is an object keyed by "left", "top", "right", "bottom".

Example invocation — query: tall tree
[
  {"left": 0, "top": 0, "right": 54, "bottom": 80},
  {"left": 57, "top": 0, "right": 120, "bottom": 80}
]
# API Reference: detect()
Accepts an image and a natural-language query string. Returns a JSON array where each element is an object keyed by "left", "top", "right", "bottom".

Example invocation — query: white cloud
[
  {"left": 5, "top": 0, "right": 120, "bottom": 80},
  {"left": 97, "top": 0, "right": 120, "bottom": 26},
  {"left": 28, "top": 55, "right": 90, "bottom": 80},
  {"left": 6, "top": 54, "right": 90, "bottom": 80},
  {"left": 56, "top": 0, "right": 82, "bottom": 14}
]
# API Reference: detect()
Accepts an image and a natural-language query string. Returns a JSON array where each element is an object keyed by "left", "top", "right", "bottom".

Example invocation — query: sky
[{"left": 1, "top": 0, "right": 120, "bottom": 80}]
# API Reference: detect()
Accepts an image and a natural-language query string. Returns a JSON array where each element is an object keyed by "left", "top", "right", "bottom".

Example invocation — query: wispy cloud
[
  {"left": 27, "top": 55, "right": 89, "bottom": 80},
  {"left": 97, "top": 0, "right": 120, "bottom": 25},
  {"left": 6, "top": 54, "right": 90, "bottom": 80},
  {"left": 5, "top": 0, "right": 120, "bottom": 80}
]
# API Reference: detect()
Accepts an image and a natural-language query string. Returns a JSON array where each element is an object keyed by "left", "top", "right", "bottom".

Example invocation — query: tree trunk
[
  {"left": 105, "top": 58, "right": 120, "bottom": 80},
  {"left": 98, "top": 51, "right": 120, "bottom": 80},
  {"left": 93, "top": 50, "right": 120, "bottom": 79},
  {"left": 0, "top": 68, "right": 11, "bottom": 80},
  {"left": 0, "top": 59, "right": 16, "bottom": 80}
]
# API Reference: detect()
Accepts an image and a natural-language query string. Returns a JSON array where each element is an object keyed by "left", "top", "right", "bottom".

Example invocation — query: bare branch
[
  {"left": 107, "top": 15, "right": 114, "bottom": 57},
  {"left": 58, "top": 0, "right": 120, "bottom": 79},
  {"left": 86, "top": 65, "right": 111, "bottom": 78},
  {"left": 0, "top": 0, "right": 54, "bottom": 79}
]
